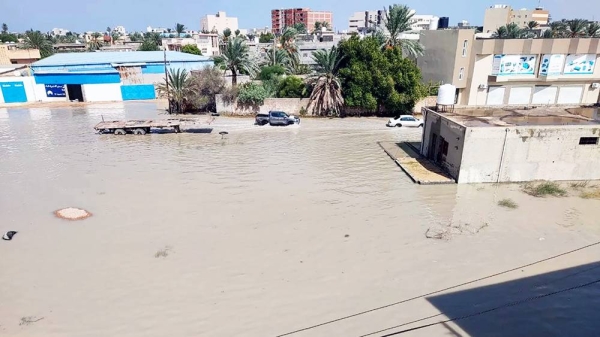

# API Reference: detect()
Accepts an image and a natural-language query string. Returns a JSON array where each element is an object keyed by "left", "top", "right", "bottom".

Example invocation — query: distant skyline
[{"left": 3, "top": 0, "right": 599, "bottom": 33}]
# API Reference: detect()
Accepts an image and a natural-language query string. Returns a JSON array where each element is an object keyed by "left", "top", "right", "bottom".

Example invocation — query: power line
[
  {"left": 377, "top": 278, "right": 600, "bottom": 337},
  {"left": 275, "top": 241, "right": 600, "bottom": 337}
]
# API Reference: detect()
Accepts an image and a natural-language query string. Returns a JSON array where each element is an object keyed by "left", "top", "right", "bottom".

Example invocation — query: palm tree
[
  {"left": 144, "top": 32, "right": 162, "bottom": 46},
  {"left": 280, "top": 27, "right": 298, "bottom": 53},
  {"left": 2, "top": 23, "right": 8, "bottom": 34},
  {"left": 214, "top": 37, "right": 258, "bottom": 86},
  {"left": 493, "top": 23, "right": 526, "bottom": 39},
  {"left": 527, "top": 21, "right": 539, "bottom": 30},
  {"left": 222, "top": 28, "right": 232, "bottom": 43},
  {"left": 381, "top": 4, "right": 424, "bottom": 58},
  {"left": 23, "top": 30, "right": 53, "bottom": 58},
  {"left": 314, "top": 21, "right": 323, "bottom": 33},
  {"left": 565, "top": 19, "right": 588, "bottom": 38},
  {"left": 175, "top": 23, "right": 186, "bottom": 38},
  {"left": 306, "top": 47, "right": 344, "bottom": 116},
  {"left": 234, "top": 29, "right": 240, "bottom": 37},
  {"left": 548, "top": 21, "right": 567, "bottom": 38},
  {"left": 110, "top": 31, "right": 121, "bottom": 45},
  {"left": 285, "top": 51, "right": 310, "bottom": 75},
  {"left": 586, "top": 22, "right": 600, "bottom": 38},
  {"left": 264, "top": 47, "right": 289, "bottom": 66},
  {"left": 88, "top": 32, "right": 103, "bottom": 51},
  {"left": 157, "top": 68, "right": 190, "bottom": 113}
]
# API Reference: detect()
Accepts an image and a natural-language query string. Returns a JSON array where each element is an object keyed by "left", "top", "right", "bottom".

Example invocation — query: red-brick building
[{"left": 271, "top": 8, "right": 333, "bottom": 34}]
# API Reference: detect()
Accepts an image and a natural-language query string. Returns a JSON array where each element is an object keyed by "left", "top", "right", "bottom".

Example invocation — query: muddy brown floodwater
[{"left": 1, "top": 102, "right": 600, "bottom": 337}]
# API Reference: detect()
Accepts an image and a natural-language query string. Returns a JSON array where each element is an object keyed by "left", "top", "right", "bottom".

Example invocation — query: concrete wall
[
  {"left": 215, "top": 95, "right": 309, "bottom": 115},
  {"left": 0, "top": 76, "right": 38, "bottom": 104},
  {"left": 82, "top": 84, "right": 123, "bottom": 102},
  {"left": 421, "top": 109, "right": 467, "bottom": 179},
  {"left": 459, "top": 125, "right": 600, "bottom": 183}
]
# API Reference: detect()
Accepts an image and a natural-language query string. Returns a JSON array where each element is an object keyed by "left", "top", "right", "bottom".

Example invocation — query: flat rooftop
[{"left": 433, "top": 106, "right": 600, "bottom": 128}]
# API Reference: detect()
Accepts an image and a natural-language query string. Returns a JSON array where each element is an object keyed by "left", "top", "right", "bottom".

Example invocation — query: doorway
[{"left": 66, "top": 84, "right": 84, "bottom": 102}]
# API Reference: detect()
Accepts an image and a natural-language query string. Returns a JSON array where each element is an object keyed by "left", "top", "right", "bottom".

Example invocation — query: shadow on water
[
  {"left": 426, "top": 261, "right": 600, "bottom": 337},
  {"left": 182, "top": 128, "right": 214, "bottom": 134}
]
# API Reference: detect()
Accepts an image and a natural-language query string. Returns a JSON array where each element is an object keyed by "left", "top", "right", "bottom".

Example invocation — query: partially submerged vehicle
[{"left": 255, "top": 111, "right": 300, "bottom": 126}]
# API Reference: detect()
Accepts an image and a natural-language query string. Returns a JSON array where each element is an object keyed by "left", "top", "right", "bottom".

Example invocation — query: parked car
[
  {"left": 255, "top": 111, "right": 300, "bottom": 126},
  {"left": 387, "top": 115, "right": 423, "bottom": 127}
]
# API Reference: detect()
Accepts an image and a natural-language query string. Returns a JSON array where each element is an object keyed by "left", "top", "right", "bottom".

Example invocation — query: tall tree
[
  {"left": 138, "top": 39, "right": 160, "bottom": 51},
  {"left": 586, "top": 22, "right": 600, "bottom": 38},
  {"left": 381, "top": 4, "right": 423, "bottom": 58},
  {"left": 565, "top": 19, "right": 588, "bottom": 38},
  {"left": 88, "top": 32, "right": 103, "bottom": 51},
  {"left": 175, "top": 23, "right": 186, "bottom": 38},
  {"left": 157, "top": 68, "right": 190, "bottom": 113},
  {"left": 234, "top": 29, "right": 240, "bottom": 37},
  {"left": 306, "top": 47, "right": 344, "bottom": 116},
  {"left": 23, "top": 30, "right": 53, "bottom": 58},
  {"left": 527, "top": 21, "right": 539, "bottom": 29},
  {"left": 338, "top": 35, "right": 426, "bottom": 115},
  {"left": 1, "top": 23, "right": 7, "bottom": 34},
  {"left": 493, "top": 23, "right": 527, "bottom": 39},
  {"left": 106, "top": 26, "right": 112, "bottom": 33},
  {"left": 259, "top": 32, "right": 275, "bottom": 43},
  {"left": 214, "top": 37, "right": 258, "bottom": 86},
  {"left": 280, "top": 27, "right": 298, "bottom": 53},
  {"left": 222, "top": 28, "right": 232, "bottom": 43},
  {"left": 144, "top": 32, "right": 162, "bottom": 46},
  {"left": 264, "top": 47, "right": 289, "bottom": 66},
  {"left": 111, "top": 31, "right": 121, "bottom": 45}
]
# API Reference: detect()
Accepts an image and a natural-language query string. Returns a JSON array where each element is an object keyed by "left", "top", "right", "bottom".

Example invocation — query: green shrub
[
  {"left": 523, "top": 182, "right": 567, "bottom": 197},
  {"left": 237, "top": 82, "right": 269, "bottom": 105},
  {"left": 258, "top": 65, "right": 285, "bottom": 81},
  {"left": 181, "top": 44, "right": 202, "bottom": 55},
  {"left": 498, "top": 198, "right": 518, "bottom": 209},
  {"left": 277, "top": 76, "right": 306, "bottom": 98}
]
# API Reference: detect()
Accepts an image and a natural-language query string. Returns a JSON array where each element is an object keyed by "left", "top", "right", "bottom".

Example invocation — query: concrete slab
[{"left": 379, "top": 142, "right": 455, "bottom": 185}]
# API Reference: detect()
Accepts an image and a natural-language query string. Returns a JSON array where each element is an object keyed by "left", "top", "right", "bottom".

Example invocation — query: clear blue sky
[{"left": 4, "top": 0, "right": 598, "bottom": 33}]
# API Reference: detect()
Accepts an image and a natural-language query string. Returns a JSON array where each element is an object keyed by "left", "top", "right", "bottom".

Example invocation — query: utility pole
[{"left": 163, "top": 47, "right": 171, "bottom": 114}]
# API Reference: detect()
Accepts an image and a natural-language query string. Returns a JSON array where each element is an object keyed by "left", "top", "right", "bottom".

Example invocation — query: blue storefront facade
[{"left": 28, "top": 51, "right": 213, "bottom": 102}]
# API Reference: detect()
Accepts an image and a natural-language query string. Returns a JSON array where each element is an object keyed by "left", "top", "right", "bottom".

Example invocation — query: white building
[
  {"left": 201, "top": 11, "right": 239, "bottom": 34},
  {"left": 348, "top": 10, "right": 382, "bottom": 33},
  {"left": 146, "top": 26, "right": 168, "bottom": 33},
  {"left": 51, "top": 28, "right": 70, "bottom": 36},
  {"left": 113, "top": 26, "right": 126, "bottom": 35},
  {"left": 162, "top": 34, "right": 220, "bottom": 56},
  {"left": 410, "top": 15, "right": 440, "bottom": 31},
  {"left": 348, "top": 9, "right": 439, "bottom": 33}
]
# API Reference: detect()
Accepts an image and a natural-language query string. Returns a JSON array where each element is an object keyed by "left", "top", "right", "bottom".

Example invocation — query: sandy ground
[{"left": 1, "top": 102, "right": 600, "bottom": 337}]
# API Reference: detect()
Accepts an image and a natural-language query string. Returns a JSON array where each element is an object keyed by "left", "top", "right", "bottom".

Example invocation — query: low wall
[
  {"left": 215, "top": 95, "right": 436, "bottom": 116},
  {"left": 216, "top": 95, "right": 310, "bottom": 116}
]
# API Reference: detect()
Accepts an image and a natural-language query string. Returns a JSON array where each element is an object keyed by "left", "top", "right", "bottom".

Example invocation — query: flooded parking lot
[{"left": 1, "top": 102, "right": 600, "bottom": 337}]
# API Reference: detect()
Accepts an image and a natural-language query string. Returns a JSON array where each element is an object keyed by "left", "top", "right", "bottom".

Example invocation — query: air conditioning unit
[
  {"left": 592, "top": 83, "right": 600, "bottom": 89},
  {"left": 478, "top": 84, "right": 488, "bottom": 90}
]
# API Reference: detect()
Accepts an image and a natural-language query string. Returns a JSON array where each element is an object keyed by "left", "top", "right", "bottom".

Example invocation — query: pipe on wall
[{"left": 497, "top": 128, "right": 509, "bottom": 183}]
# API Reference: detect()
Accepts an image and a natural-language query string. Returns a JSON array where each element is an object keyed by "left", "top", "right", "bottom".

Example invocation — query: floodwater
[{"left": 1, "top": 102, "right": 600, "bottom": 337}]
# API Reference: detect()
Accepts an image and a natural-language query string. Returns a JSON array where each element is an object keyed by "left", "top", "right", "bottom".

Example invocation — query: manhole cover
[{"left": 54, "top": 208, "right": 92, "bottom": 220}]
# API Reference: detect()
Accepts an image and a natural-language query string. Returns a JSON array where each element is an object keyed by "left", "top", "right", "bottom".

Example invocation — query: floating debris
[
  {"left": 2, "top": 231, "right": 17, "bottom": 240},
  {"left": 54, "top": 208, "right": 92, "bottom": 221}
]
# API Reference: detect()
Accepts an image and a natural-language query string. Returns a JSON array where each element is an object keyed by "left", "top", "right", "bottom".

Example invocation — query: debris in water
[
  {"left": 54, "top": 208, "right": 92, "bottom": 221},
  {"left": 2, "top": 231, "right": 17, "bottom": 241}
]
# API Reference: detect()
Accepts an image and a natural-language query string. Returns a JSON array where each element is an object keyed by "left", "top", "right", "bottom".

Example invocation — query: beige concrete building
[
  {"left": 418, "top": 30, "right": 600, "bottom": 107},
  {"left": 201, "top": 11, "right": 239, "bottom": 34},
  {"left": 420, "top": 106, "right": 600, "bottom": 183},
  {"left": 0, "top": 45, "right": 41, "bottom": 65},
  {"left": 483, "top": 4, "right": 550, "bottom": 34}
]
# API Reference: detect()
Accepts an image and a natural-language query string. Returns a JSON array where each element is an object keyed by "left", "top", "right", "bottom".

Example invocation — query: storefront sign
[
  {"left": 45, "top": 84, "right": 66, "bottom": 97},
  {"left": 539, "top": 54, "right": 565, "bottom": 76},
  {"left": 564, "top": 54, "right": 596, "bottom": 75},
  {"left": 492, "top": 54, "right": 537, "bottom": 76}
]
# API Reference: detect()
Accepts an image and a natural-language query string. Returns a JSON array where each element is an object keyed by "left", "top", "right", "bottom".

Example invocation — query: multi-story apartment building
[
  {"left": 418, "top": 29, "right": 600, "bottom": 106},
  {"left": 348, "top": 10, "right": 439, "bottom": 33},
  {"left": 0, "top": 45, "right": 41, "bottom": 65},
  {"left": 483, "top": 4, "right": 550, "bottom": 33},
  {"left": 201, "top": 11, "right": 239, "bottom": 34},
  {"left": 271, "top": 8, "right": 333, "bottom": 34}
]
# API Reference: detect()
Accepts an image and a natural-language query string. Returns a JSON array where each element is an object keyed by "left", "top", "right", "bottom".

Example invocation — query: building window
[
  {"left": 459, "top": 67, "right": 465, "bottom": 80},
  {"left": 462, "top": 40, "right": 468, "bottom": 57},
  {"left": 579, "top": 137, "right": 599, "bottom": 145}
]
